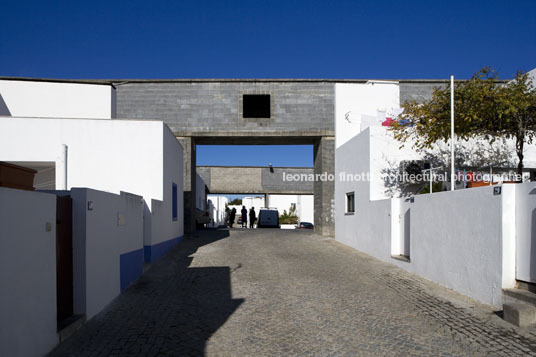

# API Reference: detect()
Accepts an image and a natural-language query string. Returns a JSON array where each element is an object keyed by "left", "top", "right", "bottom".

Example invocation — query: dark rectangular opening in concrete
[{"left": 243, "top": 94, "right": 270, "bottom": 118}]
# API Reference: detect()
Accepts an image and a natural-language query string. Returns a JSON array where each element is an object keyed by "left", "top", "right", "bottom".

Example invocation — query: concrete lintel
[{"left": 179, "top": 132, "right": 334, "bottom": 144}]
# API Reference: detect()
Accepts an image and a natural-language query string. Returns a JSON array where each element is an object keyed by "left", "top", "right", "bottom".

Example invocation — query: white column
[
  {"left": 450, "top": 75, "right": 455, "bottom": 191},
  {"left": 55, "top": 144, "right": 68, "bottom": 190}
]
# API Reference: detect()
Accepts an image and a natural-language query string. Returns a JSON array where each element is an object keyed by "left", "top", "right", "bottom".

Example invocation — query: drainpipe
[{"left": 63, "top": 144, "right": 68, "bottom": 190}]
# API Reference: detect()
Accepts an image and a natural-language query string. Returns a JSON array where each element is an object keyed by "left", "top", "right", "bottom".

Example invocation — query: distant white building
[
  {"left": 267, "top": 194, "right": 314, "bottom": 223},
  {"left": 207, "top": 195, "right": 228, "bottom": 227},
  {"left": 224, "top": 194, "right": 314, "bottom": 226}
]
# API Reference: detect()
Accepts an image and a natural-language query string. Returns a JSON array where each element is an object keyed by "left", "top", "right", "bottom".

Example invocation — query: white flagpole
[{"left": 450, "top": 75, "right": 455, "bottom": 191}]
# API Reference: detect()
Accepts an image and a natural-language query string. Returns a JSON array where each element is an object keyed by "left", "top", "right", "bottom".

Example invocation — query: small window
[
  {"left": 243, "top": 94, "right": 270, "bottom": 118},
  {"left": 172, "top": 183, "right": 178, "bottom": 221},
  {"left": 346, "top": 192, "right": 355, "bottom": 213}
]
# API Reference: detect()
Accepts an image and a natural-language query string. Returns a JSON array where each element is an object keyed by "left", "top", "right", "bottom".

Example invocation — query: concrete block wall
[
  {"left": 398, "top": 80, "right": 506, "bottom": 105},
  {"left": 196, "top": 166, "right": 314, "bottom": 194},
  {"left": 115, "top": 81, "right": 335, "bottom": 134},
  {"left": 314, "top": 137, "right": 335, "bottom": 236},
  {"left": 262, "top": 167, "right": 314, "bottom": 194},
  {"left": 399, "top": 81, "right": 447, "bottom": 104},
  {"left": 210, "top": 167, "right": 262, "bottom": 193}
]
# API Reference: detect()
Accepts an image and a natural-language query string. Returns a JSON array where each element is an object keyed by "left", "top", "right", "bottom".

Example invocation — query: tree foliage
[
  {"left": 279, "top": 205, "right": 298, "bottom": 224},
  {"left": 390, "top": 67, "right": 536, "bottom": 175}
]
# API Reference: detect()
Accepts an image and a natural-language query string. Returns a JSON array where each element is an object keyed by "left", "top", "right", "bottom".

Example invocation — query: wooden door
[{"left": 56, "top": 195, "right": 73, "bottom": 323}]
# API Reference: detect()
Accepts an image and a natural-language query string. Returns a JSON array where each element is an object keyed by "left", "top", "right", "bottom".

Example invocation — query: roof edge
[{"left": 0, "top": 76, "right": 511, "bottom": 85}]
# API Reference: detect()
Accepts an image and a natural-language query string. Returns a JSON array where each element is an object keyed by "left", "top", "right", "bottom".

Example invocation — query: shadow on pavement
[{"left": 49, "top": 229, "right": 243, "bottom": 356}]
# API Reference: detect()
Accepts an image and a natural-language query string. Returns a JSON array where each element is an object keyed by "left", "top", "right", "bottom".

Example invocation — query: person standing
[
  {"left": 229, "top": 208, "right": 236, "bottom": 228},
  {"left": 249, "top": 207, "right": 256, "bottom": 229},
  {"left": 241, "top": 205, "right": 248, "bottom": 228}
]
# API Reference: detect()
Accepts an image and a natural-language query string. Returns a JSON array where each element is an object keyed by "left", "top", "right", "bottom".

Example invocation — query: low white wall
[
  {"left": 514, "top": 182, "right": 536, "bottom": 283},
  {"left": 335, "top": 128, "right": 517, "bottom": 307},
  {"left": 118, "top": 192, "right": 144, "bottom": 256},
  {"left": 84, "top": 189, "right": 120, "bottom": 319},
  {"left": 0, "top": 188, "right": 58, "bottom": 357},
  {"left": 403, "top": 187, "right": 504, "bottom": 306},
  {"left": 71, "top": 188, "right": 144, "bottom": 319},
  {"left": 0, "top": 79, "right": 115, "bottom": 119}
]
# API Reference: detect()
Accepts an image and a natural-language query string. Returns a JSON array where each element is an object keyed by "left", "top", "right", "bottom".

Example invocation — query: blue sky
[
  {"left": 1, "top": 0, "right": 535, "bottom": 166},
  {"left": 197, "top": 145, "right": 313, "bottom": 167}
]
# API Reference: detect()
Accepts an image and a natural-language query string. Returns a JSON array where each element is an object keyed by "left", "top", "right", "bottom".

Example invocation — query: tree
[
  {"left": 496, "top": 71, "right": 536, "bottom": 175},
  {"left": 229, "top": 198, "right": 242, "bottom": 205},
  {"left": 390, "top": 67, "right": 536, "bottom": 176}
]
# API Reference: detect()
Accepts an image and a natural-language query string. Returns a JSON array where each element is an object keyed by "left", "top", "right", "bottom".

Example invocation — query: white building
[
  {"left": 0, "top": 79, "right": 184, "bottom": 262},
  {"left": 0, "top": 79, "right": 115, "bottom": 119},
  {"left": 0, "top": 79, "right": 185, "bottom": 356},
  {"left": 228, "top": 196, "right": 266, "bottom": 226},
  {"left": 267, "top": 194, "right": 314, "bottom": 223},
  {"left": 334, "top": 81, "right": 536, "bottom": 307},
  {"left": 207, "top": 195, "right": 228, "bottom": 227},
  {"left": 221, "top": 194, "right": 314, "bottom": 227},
  {"left": 0, "top": 117, "right": 184, "bottom": 262}
]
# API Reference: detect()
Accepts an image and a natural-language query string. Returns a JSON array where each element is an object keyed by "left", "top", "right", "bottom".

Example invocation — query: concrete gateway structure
[
  {"left": 109, "top": 78, "right": 457, "bottom": 235},
  {"left": 0, "top": 76, "right": 517, "bottom": 238}
]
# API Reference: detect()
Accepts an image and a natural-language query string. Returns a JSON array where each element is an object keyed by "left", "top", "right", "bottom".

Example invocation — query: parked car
[
  {"left": 195, "top": 208, "right": 211, "bottom": 228},
  {"left": 298, "top": 222, "right": 314, "bottom": 229},
  {"left": 257, "top": 208, "right": 280, "bottom": 228}
]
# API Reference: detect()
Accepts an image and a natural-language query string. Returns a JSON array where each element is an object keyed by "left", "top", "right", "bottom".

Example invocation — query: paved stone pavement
[{"left": 49, "top": 229, "right": 536, "bottom": 356}]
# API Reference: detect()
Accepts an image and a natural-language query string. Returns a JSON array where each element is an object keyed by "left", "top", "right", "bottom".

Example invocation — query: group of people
[{"left": 228, "top": 206, "right": 256, "bottom": 229}]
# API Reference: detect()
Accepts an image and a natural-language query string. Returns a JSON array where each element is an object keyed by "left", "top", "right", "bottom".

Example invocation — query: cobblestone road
[{"left": 50, "top": 229, "right": 536, "bottom": 356}]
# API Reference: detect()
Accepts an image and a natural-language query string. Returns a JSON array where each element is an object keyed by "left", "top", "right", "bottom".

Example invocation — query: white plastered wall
[
  {"left": 267, "top": 194, "right": 314, "bottom": 223},
  {"left": 335, "top": 82, "right": 400, "bottom": 149},
  {"left": 0, "top": 188, "right": 58, "bottom": 357},
  {"left": 150, "top": 126, "right": 184, "bottom": 246},
  {"left": 70, "top": 188, "right": 144, "bottom": 320},
  {"left": 0, "top": 117, "right": 164, "bottom": 205},
  {"left": 0, "top": 80, "right": 115, "bottom": 119},
  {"left": 335, "top": 128, "right": 518, "bottom": 306}
]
